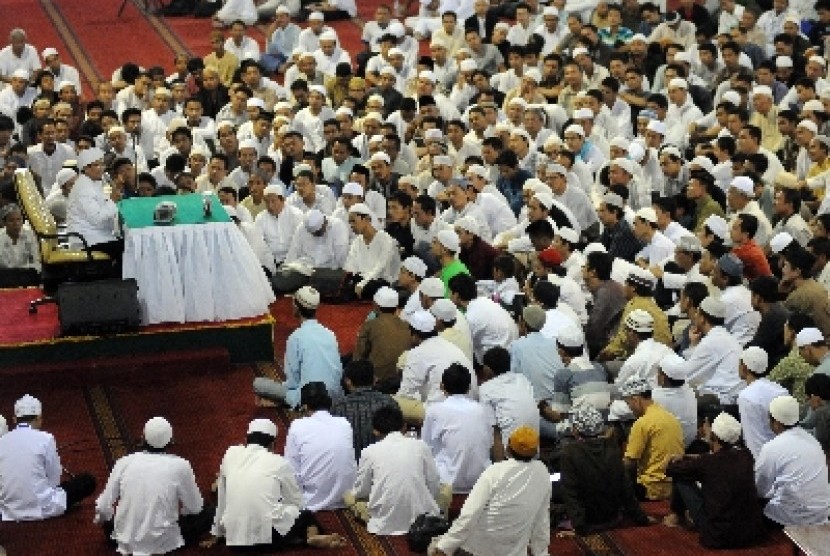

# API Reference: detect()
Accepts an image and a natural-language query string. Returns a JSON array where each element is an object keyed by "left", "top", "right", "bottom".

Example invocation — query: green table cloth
[{"left": 118, "top": 194, "right": 230, "bottom": 229}]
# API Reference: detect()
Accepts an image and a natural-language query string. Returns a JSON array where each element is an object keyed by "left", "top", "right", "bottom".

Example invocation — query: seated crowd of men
[{"left": 5, "top": 0, "right": 830, "bottom": 551}]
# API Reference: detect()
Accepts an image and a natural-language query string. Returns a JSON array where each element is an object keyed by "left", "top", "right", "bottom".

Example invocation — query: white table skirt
[{"left": 123, "top": 222, "right": 276, "bottom": 325}]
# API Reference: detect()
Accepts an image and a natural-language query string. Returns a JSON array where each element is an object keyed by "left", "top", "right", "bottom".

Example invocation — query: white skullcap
[
  {"left": 247, "top": 97, "right": 266, "bottom": 109},
  {"left": 625, "top": 309, "right": 654, "bottom": 333},
  {"left": 769, "top": 231, "right": 794, "bottom": 253},
  {"left": 721, "top": 91, "right": 741, "bottom": 105},
  {"left": 78, "top": 147, "right": 105, "bottom": 169},
  {"left": 508, "top": 97, "right": 527, "bottom": 108},
  {"left": 557, "top": 226, "right": 579, "bottom": 244},
  {"left": 342, "top": 182, "right": 364, "bottom": 196},
  {"left": 673, "top": 51, "right": 691, "bottom": 64},
  {"left": 304, "top": 209, "right": 325, "bottom": 233},
  {"left": 769, "top": 395, "right": 800, "bottom": 426},
  {"left": 628, "top": 142, "right": 646, "bottom": 163},
  {"left": 564, "top": 124, "right": 584, "bottom": 137},
  {"left": 309, "top": 10, "right": 324, "bottom": 19},
  {"left": 635, "top": 207, "right": 657, "bottom": 224},
  {"left": 572, "top": 47, "right": 589, "bottom": 57},
  {"left": 436, "top": 229, "right": 460, "bottom": 253},
  {"left": 659, "top": 352, "right": 687, "bottom": 380},
  {"left": 373, "top": 286, "right": 399, "bottom": 308},
  {"left": 810, "top": 55, "right": 827, "bottom": 68},
  {"left": 524, "top": 68, "right": 541, "bottom": 83},
  {"left": 294, "top": 286, "right": 320, "bottom": 309},
  {"left": 402, "top": 256, "right": 428, "bottom": 279},
  {"left": 363, "top": 111, "right": 383, "bottom": 122},
  {"left": 611, "top": 157, "right": 635, "bottom": 175},
  {"left": 646, "top": 120, "right": 666, "bottom": 135},
  {"left": 796, "top": 327, "right": 824, "bottom": 347},
  {"left": 166, "top": 117, "right": 187, "bottom": 134},
  {"left": 556, "top": 325, "right": 584, "bottom": 348},
  {"left": 730, "top": 176, "right": 755, "bottom": 197},
  {"left": 546, "top": 162, "right": 567, "bottom": 176},
  {"left": 668, "top": 78, "right": 688, "bottom": 90},
  {"left": 309, "top": 84, "right": 327, "bottom": 96},
  {"left": 511, "top": 128, "right": 530, "bottom": 142},
  {"left": 573, "top": 108, "right": 594, "bottom": 120},
  {"left": 348, "top": 202, "right": 374, "bottom": 217},
  {"left": 239, "top": 139, "right": 258, "bottom": 151},
  {"left": 388, "top": 47, "right": 404, "bottom": 58},
  {"left": 369, "top": 152, "right": 390, "bottom": 164},
  {"left": 418, "top": 69, "right": 436, "bottom": 82},
  {"left": 776, "top": 56, "right": 793, "bottom": 67},
  {"left": 154, "top": 87, "right": 171, "bottom": 97},
  {"left": 798, "top": 119, "right": 819, "bottom": 134},
  {"left": 276, "top": 5, "right": 291, "bottom": 13},
  {"left": 543, "top": 6, "right": 559, "bottom": 16},
  {"left": 144, "top": 417, "right": 173, "bottom": 449},
  {"left": 455, "top": 215, "right": 480, "bottom": 236},
  {"left": 430, "top": 298, "right": 458, "bottom": 322},
  {"left": 699, "top": 296, "right": 725, "bottom": 319},
  {"left": 379, "top": 65, "right": 397, "bottom": 76},
  {"left": 335, "top": 106, "right": 353, "bottom": 117},
  {"left": 583, "top": 242, "right": 607, "bottom": 255},
  {"left": 389, "top": 21, "right": 405, "bottom": 37},
  {"left": 419, "top": 277, "right": 445, "bottom": 298},
  {"left": 804, "top": 99, "right": 825, "bottom": 113},
  {"left": 319, "top": 30, "right": 337, "bottom": 42},
  {"left": 433, "top": 155, "right": 453, "bottom": 167},
  {"left": 14, "top": 394, "right": 42, "bottom": 417},
  {"left": 610, "top": 137, "right": 631, "bottom": 150},
  {"left": 42, "top": 47, "right": 58, "bottom": 59},
  {"left": 629, "top": 33, "right": 647, "bottom": 43},
  {"left": 752, "top": 85, "right": 773, "bottom": 98},
  {"left": 691, "top": 155, "right": 715, "bottom": 174},
  {"left": 409, "top": 310, "right": 437, "bottom": 333},
  {"left": 533, "top": 192, "right": 555, "bottom": 210},
  {"left": 55, "top": 168, "right": 77, "bottom": 188},
  {"left": 248, "top": 418, "right": 277, "bottom": 437},
  {"left": 11, "top": 69, "right": 28, "bottom": 79},
  {"left": 712, "top": 412, "right": 742, "bottom": 444},
  {"left": 466, "top": 164, "right": 488, "bottom": 179},
  {"left": 741, "top": 346, "right": 768, "bottom": 376},
  {"left": 263, "top": 184, "right": 285, "bottom": 197}
]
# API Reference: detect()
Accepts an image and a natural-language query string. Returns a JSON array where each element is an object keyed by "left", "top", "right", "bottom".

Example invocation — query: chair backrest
[{"left": 15, "top": 170, "right": 59, "bottom": 261}]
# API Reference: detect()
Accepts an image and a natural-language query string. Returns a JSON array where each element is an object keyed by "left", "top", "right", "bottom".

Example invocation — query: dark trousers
[
  {"left": 61, "top": 473, "right": 97, "bottom": 509},
  {"left": 102, "top": 506, "right": 215, "bottom": 548},
  {"left": 92, "top": 239, "right": 125, "bottom": 279},
  {"left": 670, "top": 479, "right": 707, "bottom": 530},
  {"left": 343, "top": 274, "right": 388, "bottom": 301},
  {"left": 231, "top": 510, "right": 320, "bottom": 552}
]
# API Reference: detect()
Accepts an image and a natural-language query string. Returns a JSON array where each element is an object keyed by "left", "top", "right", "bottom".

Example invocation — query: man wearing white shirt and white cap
[
  {"left": 449, "top": 272, "right": 518, "bottom": 363},
  {"left": 205, "top": 418, "right": 347, "bottom": 550},
  {"left": 633, "top": 207, "right": 676, "bottom": 266},
  {"left": 615, "top": 309, "right": 674, "bottom": 388},
  {"left": 737, "top": 346, "right": 789, "bottom": 459},
  {"left": 679, "top": 296, "right": 744, "bottom": 404},
  {"left": 0, "top": 69, "right": 36, "bottom": 123},
  {"left": 430, "top": 297, "right": 474, "bottom": 364},
  {"left": 41, "top": 47, "right": 81, "bottom": 93},
  {"left": 255, "top": 183, "right": 304, "bottom": 268},
  {"left": 344, "top": 202, "right": 401, "bottom": 300},
  {"left": 0, "top": 394, "right": 96, "bottom": 522},
  {"left": 653, "top": 353, "right": 697, "bottom": 448},
  {"left": 0, "top": 29, "right": 40, "bottom": 83},
  {"left": 395, "top": 309, "right": 476, "bottom": 423},
  {"left": 398, "top": 255, "right": 429, "bottom": 323},
  {"left": 274, "top": 208, "right": 350, "bottom": 293},
  {"left": 95, "top": 417, "right": 210, "bottom": 555},
  {"left": 65, "top": 147, "right": 123, "bottom": 274},
  {"left": 727, "top": 175, "right": 773, "bottom": 248},
  {"left": 796, "top": 326, "right": 830, "bottom": 374},
  {"left": 755, "top": 395, "right": 830, "bottom": 526},
  {"left": 665, "top": 77, "right": 703, "bottom": 149}
]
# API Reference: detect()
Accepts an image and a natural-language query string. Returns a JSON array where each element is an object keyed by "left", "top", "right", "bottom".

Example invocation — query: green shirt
[{"left": 440, "top": 258, "right": 470, "bottom": 296}]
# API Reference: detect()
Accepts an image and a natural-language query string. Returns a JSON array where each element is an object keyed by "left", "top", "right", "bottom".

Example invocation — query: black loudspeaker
[{"left": 56, "top": 279, "right": 141, "bottom": 336}]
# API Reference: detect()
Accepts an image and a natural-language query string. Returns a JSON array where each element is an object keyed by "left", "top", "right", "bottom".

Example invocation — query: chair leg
[{"left": 29, "top": 296, "right": 57, "bottom": 314}]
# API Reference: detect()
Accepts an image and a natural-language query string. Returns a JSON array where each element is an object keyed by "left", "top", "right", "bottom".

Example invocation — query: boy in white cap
[
  {"left": 737, "top": 346, "right": 789, "bottom": 458},
  {"left": 652, "top": 353, "right": 697, "bottom": 448},
  {"left": 0, "top": 394, "right": 96, "bottom": 521},
  {"left": 204, "top": 418, "right": 347, "bottom": 550},
  {"left": 254, "top": 286, "right": 343, "bottom": 408},
  {"left": 432, "top": 229, "right": 471, "bottom": 296},
  {"left": 353, "top": 286, "right": 412, "bottom": 384},
  {"left": 95, "top": 417, "right": 209, "bottom": 554},
  {"left": 664, "top": 412, "right": 765, "bottom": 548},
  {"left": 395, "top": 309, "right": 476, "bottom": 424},
  {"left": 755, "top": 395, "right": 830, "bottom": 526}
]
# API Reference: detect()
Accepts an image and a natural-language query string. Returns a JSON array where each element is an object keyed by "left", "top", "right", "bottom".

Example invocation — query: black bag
[{"left": 407, "top": 513, "right": 450, "bottom": 553}]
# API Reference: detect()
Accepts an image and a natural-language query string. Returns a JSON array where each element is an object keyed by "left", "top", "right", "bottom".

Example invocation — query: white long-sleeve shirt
[
  {"left": 283, "top": 216, "right": 349, "bottom": 270},
  {"left": 211, "top": 444, "right": 302, "bottom": 546},
  {"left": 464, "top": 297, "right": 519, "bottom": 363},
  {"left": 721, "top": 285, "right": 761, "bottom": 347},
  {"left": 681, "top": 326, "right": 744, "bottom": 404},
  {"left": 343, "top": 229, "right": 401, "bottom": 287},
  {"left": 755, "top": 428, "right": 830, "bottom": 526},
  {"left": 65, "top": 174, "right": 118, "bottom": 246},
  {"left": 0, "top": 425, "right": 65, "bottom": 521},
  {"left": 616, "top": 338, "right": 674, "bottom": 389},
  {"left": 433, "top": 458, "right": 551, "bottom": 556},
  {"left": 0, "top": 227, "right": 40, "bottom": 271},
  {"left": 478, "top": 372, "right": 539, "bottom": 445},
  {"left": 352, "top": 432, "right": 440, "bottom": 535},
  {"left": 94, "top": 452, "right": 203, "bottom": 556},
  {"left": 738, "top": 379, "right": 789, "bottom": 459},
  {"left": 397, "top": 335, "right": 476, "bottom": 404},
  {"left": 254, "top": 205, "right": 304, "bottom": 264},
  {"left": 422, "top": 395, "right": 491, "bottom": 493},
  {"left": 285, "top": 411, "right": 356, "bottom": 511}
]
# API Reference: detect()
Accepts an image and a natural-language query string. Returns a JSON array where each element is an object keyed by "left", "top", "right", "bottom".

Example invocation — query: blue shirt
[
  {"left": 284, "top": 319, "right": 343, "bottom": 407},
  {"left": 496, "top": 168, "right": 531, "bottom": 216},
  {"left": 267, "top": 23, "right": 301, "bottom": 57},
  {"left": 509, "top": 331, "right": 566, "bottom": 402}
]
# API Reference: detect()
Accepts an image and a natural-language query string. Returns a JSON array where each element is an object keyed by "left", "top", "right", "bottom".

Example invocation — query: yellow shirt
[
  {"left": 624, "top": 403, "right": 684, "bottom": 500},
  {"left": 240, "top": 195, "right": 266, "bottom": 220},
  {"left": 749, "top": 106, "right": 783, "bottom": 153},
  {"left": 807, "top": 157, "right": 830, "bottom": 201},
  {"left": 204, "top": 51, "right": 239, "bottom": 88}
]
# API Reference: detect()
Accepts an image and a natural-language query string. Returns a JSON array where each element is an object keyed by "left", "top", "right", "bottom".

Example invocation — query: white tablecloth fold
[{"left": 123, "top": 222, "right": 276, "bottom": 324}]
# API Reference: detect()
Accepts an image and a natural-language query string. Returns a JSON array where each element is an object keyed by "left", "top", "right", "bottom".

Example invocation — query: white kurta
[
  {"left": 343, "top": 229, "right": 401, "bottom": 287},
  {"left": 65, "top": 174, "right": 118, "bottom": 246},
  {"left": 352, "top": 432, "right": 441, "bottom": 535},
  {"left": 254, "top": 205, "right": 304, "bottom": 264},
  {"left": 94, "top": 452, "right": 203, "bottom": 556},
  {"left": 478, "top": 372, "right": 539, "bottom": 445},
  {"left": 285, "top": 411, "right": 356, "bottom": 511},
  {"left": 755, "top": 428, "right": 830, "bottom": 526},
  {"left": 211, "top": 444, "right": 302, "bottom": 546},
  {"left": 681, "top": 326, "right": 744, "bottom": 404},
  {"left": 738, "top": 378, "right": 789, "bottom": 459},
  {"left": 283, "top": 217, "right": 349, "bottom": 270},
  {"left": 0, "top": 425, "right": 65, "bottom": 521},
  {"left": 398, "top": 335, "right": 477, "bottom": 404},
  {"left": 464, "top": 297, "right": 519, "bottom": 363},
  {"left": 422, "top": 395, "right": 491, "bottom": 493},
  {"left": 0, "top": 227, "right": 40, "bottom": 271},
  {"left": 616, "top": 338, "right": 674, "bottom": 389},
  {"left": 433, "top": 458, "right": 551, "bottom": 556}
]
